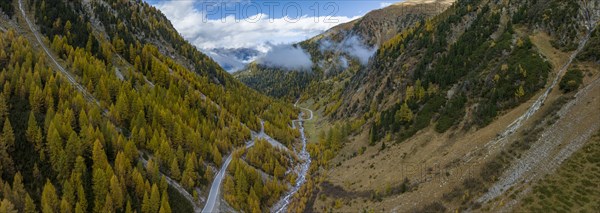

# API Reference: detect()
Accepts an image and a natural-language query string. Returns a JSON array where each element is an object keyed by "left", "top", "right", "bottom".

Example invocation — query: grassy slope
[{"left": 516, "top": 130, "right": 600, "bottom": 212}]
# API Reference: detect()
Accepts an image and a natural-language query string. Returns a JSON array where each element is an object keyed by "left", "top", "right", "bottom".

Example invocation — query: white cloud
[
  {"left": 204, "top": 50, "right": 248, "bottom": 72},
  {"left": 319, "top": 35, "right": 377, "bottom": 65},
  {"left": 379, "top": 2, "right": 393, "bottom": 8},
  {"left": 155, "top": 1, "right": 361, "bottom": 51},
  {"left": 339, "top": 56, "right": 349, "bottom": 69},
  {"left": 257, "top": 44, "right": 312, "bottom": 71}
]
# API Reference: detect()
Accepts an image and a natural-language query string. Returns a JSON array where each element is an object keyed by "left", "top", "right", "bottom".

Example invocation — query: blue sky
[
  {"left": 146, "top": 0, "right": 393, "bottom": 20},
  {"left": 147, "top": 0, "right": 397, "bottom": 50}
]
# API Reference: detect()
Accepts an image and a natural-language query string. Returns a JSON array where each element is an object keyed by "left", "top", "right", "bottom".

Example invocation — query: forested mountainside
[
  {"left": 26, "top": 0, "right": 300, "bottom": 141},
  {"left": 0, "top": 0, "right": 301, "bottom": 212},
  {"left": 295, "top": 0, "right": 599, "bottom": 212},
  {"left": 343, "top": 0, "right": 598, "bottom": 144},
  {"left": 234, "top": 1, "right": 452, "bottom": 102}
]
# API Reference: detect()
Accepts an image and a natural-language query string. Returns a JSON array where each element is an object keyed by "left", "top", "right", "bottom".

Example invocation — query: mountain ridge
[{"left": 234, "top": 0, "right": 452, "bottom": 102}]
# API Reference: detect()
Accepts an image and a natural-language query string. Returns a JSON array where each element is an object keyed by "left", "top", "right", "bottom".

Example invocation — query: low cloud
[
  {"left": 203, "top": 50, "right": 248, "bottom": 72},
  {"left": 339, "top": 56, "right": 349, "bottom": 69},
  {"left": 257, "top": 44, "right": 312, "bottom": 71},
  {"left": 204, "top": 47, "right": 263, "bottom": 72},
  {"left": 320, "top": 35, "right": 377, "bottom": 65}
]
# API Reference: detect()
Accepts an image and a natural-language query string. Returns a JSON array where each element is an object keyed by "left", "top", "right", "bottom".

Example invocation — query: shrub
[
  {"left": 416, "top": 202, "right": 447, "bottom": 213},
  {"left": 559, "top": 69, "right": 584, "bottom": 93},
  {"left": 435, "top": 95, "right": 466, "bottom": 133}
]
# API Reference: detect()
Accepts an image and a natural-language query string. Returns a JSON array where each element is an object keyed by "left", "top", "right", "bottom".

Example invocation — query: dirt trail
[
  {"left": 474, "top": 27, "right": 600, "bottom": 209},
  {"left": 479, "top": 75, "right": 600, "bottom": 211},
  {"left": 463, "top": 28, "right": 595, "bottom": 164},
  {"left": 18, "top": 0, "right": 103, "bottom": 110}
]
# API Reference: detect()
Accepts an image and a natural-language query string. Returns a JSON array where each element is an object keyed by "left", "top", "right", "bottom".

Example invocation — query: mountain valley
[{"left": 0, "top": 0, "right": 598, "bottom": 212}]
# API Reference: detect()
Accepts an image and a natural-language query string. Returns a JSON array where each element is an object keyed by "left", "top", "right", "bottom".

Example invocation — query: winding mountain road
[
  {"left": 291, "top": 99, "right": 314, "bottom": 129},
  {"left": 19, "top": 1, "right": 316, "bottom": 211},
  {"left": 203, "top": 102, "right": 314, "bottom": 213},
  {"left": 202, "top": 121, "right": 292, "bottom": 213},
  {"left": 202, "top": 135, "right": 256, "bottom": 213},
  {"left": 255, "top": 121, "right": 292, "bottom": 152}
]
